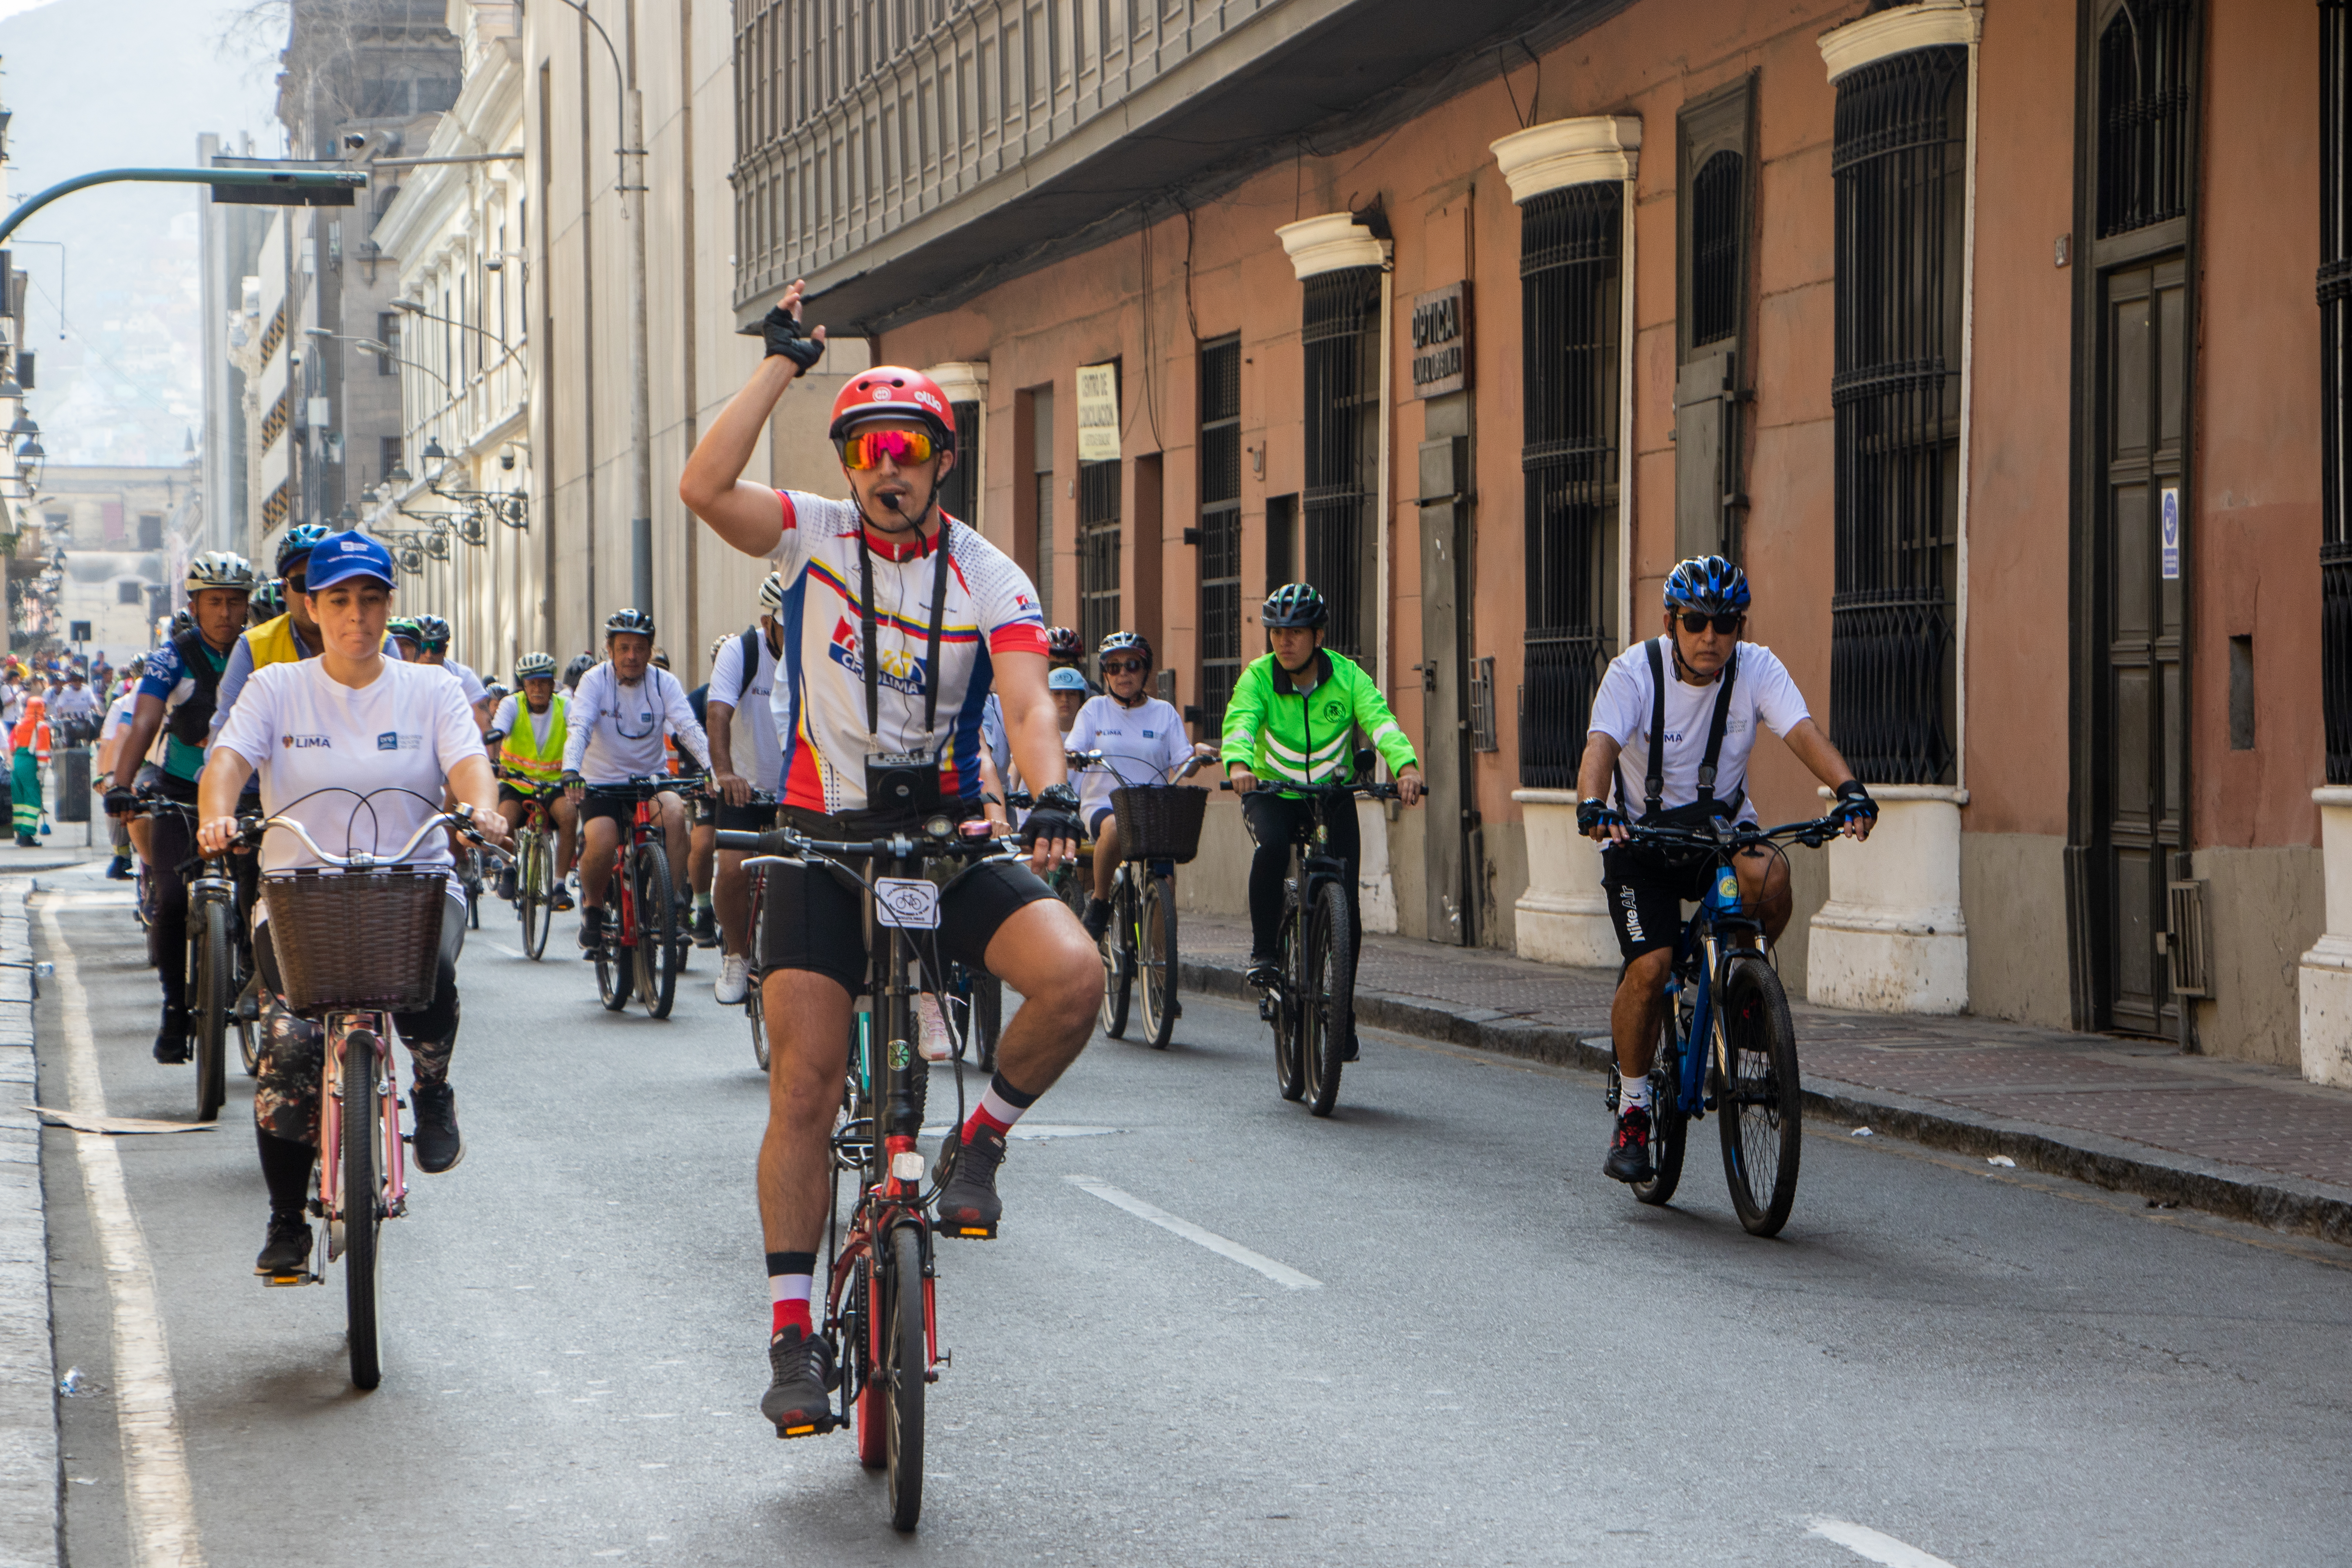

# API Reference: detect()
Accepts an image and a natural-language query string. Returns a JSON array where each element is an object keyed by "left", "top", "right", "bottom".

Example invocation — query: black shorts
[
  {"left": 754, "top": 856, "right": 1056, "bottom": 997},
  {"left": 498, "top": 781, "right": 560, "bottom": 805},
  {"left": 581, "top": 789, "right": 681, "bottom": 832},
  {"left": 1601, "top": 845, "right": 1718, "bottom": 964},
  {"left": 709, "top": 797, "right": 777, "bottom": 835}
]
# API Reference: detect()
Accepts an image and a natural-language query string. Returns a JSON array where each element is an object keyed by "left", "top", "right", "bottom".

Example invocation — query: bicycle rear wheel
[
  {"left": 1718, "top": 955, "right": 1802, "bottom": 1236},
  {"left": 190, "top": 904, "right": 228, "bottom": 1123},
  {"left": 1097, "top": 879, "right": 1131, "bottom": 1039},
  {"left": 1300, "top": 881, "right": 1354, "bottom": 1117},
  {"left": 1136, "top": 873, "right": 1178, "bottom": 1050},
  {"left": 1632, "top": 1014, "right": 1688, "bottom": 1206},
  {"left": 884, "top": 1224, "right": 926, "bottom": 1532},
  {"left": 1272, "top": 917, "right": 1305, "bottom": 1103},
  {"left": 594, "top": 867, "right": 630, "bottom": 1012},
  {"left": 343, "top": 1028, "right": 385, "bottom": 1390},
  {"left": 634, "top": 845, "right": 680, "bottom": 1019}
]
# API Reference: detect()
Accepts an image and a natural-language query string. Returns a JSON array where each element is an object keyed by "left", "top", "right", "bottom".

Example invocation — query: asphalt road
[{"left": 34, "top": 863, "right": 2352, "bottom": 1566}]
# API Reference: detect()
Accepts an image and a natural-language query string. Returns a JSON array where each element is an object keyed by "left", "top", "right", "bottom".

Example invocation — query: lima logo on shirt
[
  {"left": 826, "top": 617, "right": 927, "bottom": 696},
  {"left": 282, "top": 734, "right": 331, "bottom": 750}
]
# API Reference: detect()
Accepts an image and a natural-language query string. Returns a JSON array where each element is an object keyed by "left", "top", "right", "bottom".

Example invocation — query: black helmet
[
  {"left": 563, "top": 652, "right": 597, "bottom": 689},
  {"left": 1261, "top": 583, "right": 1328, "bottom": 630},
  {"left": 1046, "top": 626, "right": 1083, "bottom": 663},
  {"left": 604, "top": 608, "right": 656, "bottom": 639},
  {"left": 1663, "top": 555, "right": 1751, "bottom": 618},
  {"left": 249, "top": 578, "right": 286, "bottom": 621},
  {"left": 412, "top": 614, "right": 453, "bottom": 651},
  {"left": 275, "top": 523, "right": 332, "bottom": 579},
  {"left": 1096, "top": 631, "right": 1153, "bottom": 669}
]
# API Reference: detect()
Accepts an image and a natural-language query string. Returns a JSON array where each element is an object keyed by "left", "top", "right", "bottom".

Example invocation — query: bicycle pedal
[
  {"left": 774, "top": 1412, "right": 837, "bottom": 1440},
  {"left": 262, "top": 1269, "right": 316, "bottom": 1288},
  {"left": 935, "top": 1217, "right": 997, "bottom": 1240}
]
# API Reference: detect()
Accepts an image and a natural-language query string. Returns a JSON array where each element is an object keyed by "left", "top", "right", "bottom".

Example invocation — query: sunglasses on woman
[
  {"left": 1678, "top": 611, "right": 1743, "bottom": 636},
  {"left": 837, "top": 428, "right": 935, "bottom": 470},
  {"left": 1101, "top": 658, "right": 1149, "bottom": 675}
]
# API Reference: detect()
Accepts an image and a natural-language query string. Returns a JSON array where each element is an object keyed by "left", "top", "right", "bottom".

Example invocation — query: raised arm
[{"left": 680, "top": 281, "right": 823, "bottom": 557}]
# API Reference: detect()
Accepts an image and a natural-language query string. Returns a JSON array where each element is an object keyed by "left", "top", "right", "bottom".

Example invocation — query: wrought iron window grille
[
  {"left": 1076, "top": 458, "right": 1123, "bottom": 658},
  {"left": 1469, "top": 656, "right": 1499, "bottom": 753},
  {"left": 2325, "top": 0, "right": 2352, "bottom": 782},
  {"left": 1195, "top": 336, "right": 1242, "bottom": 737},
  {"left": 2096, "top": 0, "right": 2195, "bottom": 238},
  {"left": 1302, "top": 266, "right": 1382, "bottom": 671}
]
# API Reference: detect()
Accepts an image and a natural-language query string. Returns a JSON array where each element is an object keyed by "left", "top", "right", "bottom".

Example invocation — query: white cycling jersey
[{"left": 563, "top": 662, "right": 712, "bottom": 784}]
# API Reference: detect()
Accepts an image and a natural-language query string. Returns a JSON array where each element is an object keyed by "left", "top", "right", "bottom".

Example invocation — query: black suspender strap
[
  {"left": 1694, "top": 645, "right": 1739, "bottom": 809},
  {"left": 853, "top": 517, "right": 956, "bottom": 748},
  {"left": 1640, "top": 637, "right": 1741, "bottom": 822}
]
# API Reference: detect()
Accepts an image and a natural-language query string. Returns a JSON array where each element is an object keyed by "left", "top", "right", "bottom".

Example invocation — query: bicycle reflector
[
  {"left": 837, "top": 428, "right": 935, "bottom": 470},
  {"left": 891, "top": 1151, "right": 926, "bottom": 1181}
]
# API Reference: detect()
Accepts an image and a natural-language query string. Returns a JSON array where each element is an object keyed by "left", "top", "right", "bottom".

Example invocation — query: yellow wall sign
[{"left": 1076, "top": 362, "right": 1120, "bottom": 463}]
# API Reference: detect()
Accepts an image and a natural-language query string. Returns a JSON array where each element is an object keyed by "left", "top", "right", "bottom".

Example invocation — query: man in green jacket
[{"left": 1221, "top": 584, "right": 1424, "bottom": 1053}]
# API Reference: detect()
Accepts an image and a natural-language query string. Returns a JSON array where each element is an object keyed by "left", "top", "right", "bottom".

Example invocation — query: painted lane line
[
  {"left": 922, "top": 1123, "right": 1119, "bottom": 1142},
  {"left": 1063, "top": 1176, "right": 1321, "bottom": 1291},
  {"left": 41, "top": 900, "right": 208, "bottom": 1568},
  {"left": 482, "top": 940, "right": 527, "bottom": 960},
  {"left": 1808, "top": 1519, "right": 1966, "bottom": 1568}
]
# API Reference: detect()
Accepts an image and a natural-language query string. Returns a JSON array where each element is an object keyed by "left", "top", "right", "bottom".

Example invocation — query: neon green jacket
[{"left": 1219, "top": 648, "right": 1418, "bottom": 789}]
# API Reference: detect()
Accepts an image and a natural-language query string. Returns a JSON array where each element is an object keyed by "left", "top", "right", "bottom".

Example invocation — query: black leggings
[{"left": 1240, "top": 790, "right": 1362, "bottom": 961}]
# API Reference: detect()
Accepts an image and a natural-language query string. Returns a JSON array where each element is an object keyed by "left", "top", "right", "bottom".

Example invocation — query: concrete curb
[
  {"left": 1180, "top": 956, "right": 2352, "bottom": 1248},
  {"left": 0, "top": 876, "right": 58, "bottom": 1567}
]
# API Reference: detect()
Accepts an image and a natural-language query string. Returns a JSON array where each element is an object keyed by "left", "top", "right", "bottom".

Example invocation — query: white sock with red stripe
[
  {"left": 962, "top": 1070, "right": 1038, "bottom": 1143},
  {"left": 767, "top": 1250, "right": 814, "bottom": 1338}
]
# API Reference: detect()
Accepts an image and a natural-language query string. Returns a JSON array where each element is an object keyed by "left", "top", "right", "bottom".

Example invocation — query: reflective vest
[
  {"left": 241, "top": 612, "right": 308, "bottom": 671},
  {"left": 499, "top": 696, "right": 569, "bottom": 787}
]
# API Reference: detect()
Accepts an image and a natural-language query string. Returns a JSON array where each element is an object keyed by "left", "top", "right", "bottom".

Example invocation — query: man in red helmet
[{"left": 681, "top": 281, "right": 1100, "bottom": 1439}]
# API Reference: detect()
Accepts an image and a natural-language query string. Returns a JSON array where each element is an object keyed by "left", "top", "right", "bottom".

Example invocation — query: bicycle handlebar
[
  {"left": 713, "top": 821, "right": 1019, "bottom": 865},
  {"left": 1614, "top": 812, "right": 1853, "bottom": 854},
  {"left": 240, "top": 806, "right": 513, "bottom": 869},
  {"left": 1218, "top": 777, "right": 1399, "bottom": 802}
]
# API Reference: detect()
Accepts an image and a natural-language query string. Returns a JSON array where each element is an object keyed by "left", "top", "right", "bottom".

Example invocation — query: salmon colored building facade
[{"left": 726, "top": 0, "right": 2352, "bottom": 1076}]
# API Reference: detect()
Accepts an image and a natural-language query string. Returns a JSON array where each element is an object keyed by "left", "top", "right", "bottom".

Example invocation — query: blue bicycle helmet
[
  {"left": 275, "top": 522, "right": 333, "bottom": 580},
  {"left": 1663, "top": 555, "right": 1751, "bottom": 618},
  {"left": 1261, "top": 582, "right": 1329, "bottom": 630}
]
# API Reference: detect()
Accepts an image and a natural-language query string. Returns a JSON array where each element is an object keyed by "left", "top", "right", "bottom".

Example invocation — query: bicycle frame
[
  {"left": 1660, "top": 869, "right": 1757, "bottom": 1120},
  {"left": 316, "top": 1009, "right": 406, "bottom": 1248}
]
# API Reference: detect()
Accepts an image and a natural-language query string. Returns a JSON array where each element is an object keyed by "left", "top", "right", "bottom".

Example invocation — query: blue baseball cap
[
  {"left": 1048, "top": 666, "right": 1089, "bottom": 692},
  {"left": 302, "top": 531, "right": 397, "bottom": 591}
]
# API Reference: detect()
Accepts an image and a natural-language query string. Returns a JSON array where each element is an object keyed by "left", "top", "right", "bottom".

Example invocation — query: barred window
[
  {"left": 1302, "top": 266, "right": 1382, "bottom": 671},
  {"left": 1196, "top": 336, "right": 1243, "bottom": 737},
  {"left": 1518, "top": 183, "right": 1622, "bottom": 791},
  {"left": 2096, "top": 0, "right": 2194, "bottom": 238},
  {"left": 1076, "top": 460, "right": 1122, "bottom": 657},
  {"left": 2323, "top": 0, "right": 2352, "bottom": 781},
  {"left": 1689, "top": 152, "right": 1744, "bottom": 349},
  {"left": 938, "top": 400, "right": 980, "bottom": 524},
  {"left": 1829, "top": 45, "right": 1967, "bottom": 787}
]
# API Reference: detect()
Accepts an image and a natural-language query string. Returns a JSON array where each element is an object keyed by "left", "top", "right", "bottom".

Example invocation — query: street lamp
[
  {"left": 392, "top": 297, "right": 512, "bottom": 360},
  {"left": 16, "top": 439, "right": 44, "bottom": 492},
  {"left": 304, "top": 327, "right": 451, "bottom": 392}
]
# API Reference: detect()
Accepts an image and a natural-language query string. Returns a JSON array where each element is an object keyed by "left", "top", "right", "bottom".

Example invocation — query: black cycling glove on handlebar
[
  {"left": 1832, "top": 778, "right": 1879, "bottom": 826},
  {"left": 1021, "top": 783, "right": 1084, "bottom": 848},
  {"left": 758, "top": 304, "right": 826, "bottom": 371},
  {"left": 103, "top": 785, "right": 138, "bottom": 819},
  {"left": 1576, "top": 797, "right": 1628, "bottom": 835}
]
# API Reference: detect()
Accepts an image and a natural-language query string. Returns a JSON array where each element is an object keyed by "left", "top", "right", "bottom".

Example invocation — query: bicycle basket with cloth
[
  {"left": 1110, "top": 784, "right": 1209, "bottom": 863},
  {"left": 262, "top": 867, "right": 447, "bottom": 1017}
]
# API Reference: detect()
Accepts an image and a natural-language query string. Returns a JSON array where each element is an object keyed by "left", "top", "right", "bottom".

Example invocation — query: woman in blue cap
[{"left": 197, "top": 532, "right": 511, "bottom": 1279}]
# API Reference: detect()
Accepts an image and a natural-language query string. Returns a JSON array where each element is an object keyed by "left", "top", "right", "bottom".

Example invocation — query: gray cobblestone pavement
[{"left": 1178, "top": 911, "right": 2352, "bottom": 1245}]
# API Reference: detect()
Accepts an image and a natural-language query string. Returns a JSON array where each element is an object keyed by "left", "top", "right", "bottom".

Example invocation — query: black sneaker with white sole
[
  {"left": 410, "top": 1083, "right": 464, "bottom": 1173},
  {"left": 761, "top": 1328, "right": 839, "bottom": 1437},
  {"left": 933, "top": 1123, "right": 1007, "bottom": 1239},
  {"left": 578, "top": 906, "right": 605, "bottom": 955},
  {"left": 1603, "top": 1105, "right": 1654, "bottom": 1184},
  {"left": 254, "top": 1210, "right": 312, "bottom": 1278}
]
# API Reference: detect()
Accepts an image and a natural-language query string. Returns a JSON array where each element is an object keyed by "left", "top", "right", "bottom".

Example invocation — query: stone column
[
  {"left": 2297, "top": 787, "right": 2352, "bottom": 1087},
  {"left": 1806, "top": 785, "right": 1969, "bottom": 1015},
  {"left": 1511, "top": 789, "right": 1618, "bottom": 969}
]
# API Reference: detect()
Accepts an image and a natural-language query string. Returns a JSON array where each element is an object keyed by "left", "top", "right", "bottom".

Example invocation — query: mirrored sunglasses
[
  {"left": 838, "top": 428, "right": 935, "bottom": 470},
  {"left": 1678, "top": 611, "right": 1742, "bottom": 636}
]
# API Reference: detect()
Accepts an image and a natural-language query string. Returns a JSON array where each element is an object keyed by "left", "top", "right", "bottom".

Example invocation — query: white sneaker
[
  {"left": 917, "top": 992, "right": 953, "bottom": 1061},
  {"left": 715, "top": 953, "right": 750, "bottom": 1006}
]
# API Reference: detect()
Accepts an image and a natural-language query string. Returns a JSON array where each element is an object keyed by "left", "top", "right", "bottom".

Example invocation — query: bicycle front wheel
[
  {"left": 1300, "top": 882, "right": 1354, "bottom": 1117},
  {"left": 884, "top": 1223, "right": 926, "bottom": 1532},
  {"left": 594, "top": 869, "right": 630, "bottom": 1012},
  {"left": 191, "top": 904, "right": 229, "bottom": 1123},
  {"left": 1136, "top": 874, "right": 1178, "bottom": 1050},
  {"left": 518, "top": 830, "right": 549, "bottom": 960},
  {"left": 1097, "top": 880, "right": 1132, "bottom": 1039},
  {"left": 747, "top": 966, "right": 769, "bottom": 1070},
  {"left": 634, "top": 846, "right": 680, "bottom": 1019},
  {"left": 343, "top": 1028, "right": 385, "bottom": 1390},
  {"left": 1717, "top": 954, "right": 1802, "bottom": 1236}
]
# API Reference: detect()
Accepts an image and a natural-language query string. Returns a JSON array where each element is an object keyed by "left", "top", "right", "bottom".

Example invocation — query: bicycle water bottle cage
[{"left": 865, "top": 751, "right": 943, "bottom": 817}]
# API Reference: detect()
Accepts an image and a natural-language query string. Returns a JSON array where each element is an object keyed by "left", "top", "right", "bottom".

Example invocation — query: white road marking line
[
  {"left": 1808, "top": 1519, "right": 1965, "bottom": 1568},
  {"left": 41, "top": 900, "right": 208, "bottom": 1568},
  {"left": 482, "top": 940, "right": 527, "bottom": 960},
  {"left": 922, "top": 1123, "right": 1119, "bottom": 1142},
  {"left": 1063, "top": 1176, "right": 1321, "bottom": 1291}
]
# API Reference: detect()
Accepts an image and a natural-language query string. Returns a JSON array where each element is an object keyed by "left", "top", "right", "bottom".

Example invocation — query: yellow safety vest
[
  {"left": 242, "top": 612, "right": 306, "bottom": 671},
  {"left": 498, "top": 695, "right": 569, "bottom": 787}
]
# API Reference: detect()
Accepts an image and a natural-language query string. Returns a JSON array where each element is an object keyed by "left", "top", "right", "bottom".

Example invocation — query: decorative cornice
[
  {"left": 1818, "top": 0, "right": 1981, "bottom": 83},
  {"left": 925, "top": 361, "right": 989, "bottom": 403},
  {"left": 1274, "top": 213, "right": 1390, "bottom": 281},
  {"left": 1488, "top": 116, "right": 1642, "bottom": 204}
]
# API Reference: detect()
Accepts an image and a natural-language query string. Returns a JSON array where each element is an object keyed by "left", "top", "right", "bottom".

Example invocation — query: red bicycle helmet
[{"left": 827, "top": 367, "right": 956, "bottom": 450}]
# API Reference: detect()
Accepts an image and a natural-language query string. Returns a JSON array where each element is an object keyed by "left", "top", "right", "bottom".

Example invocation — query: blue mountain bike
[{"left": 1607, "top": 812, "right": 1847, "bottom": 1237}]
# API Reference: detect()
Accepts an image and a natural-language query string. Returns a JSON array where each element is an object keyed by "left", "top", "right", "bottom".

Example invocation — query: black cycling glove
[
  {"left": 1832, "top": 778, "right": 1879, "bottom": 827},
  {"left": 1576, "top": 797, "right": 1628, "bottom": 836},
  {"left": 1021, "top": 783, "right": 1084, "bottom": 848},
  {"left": 102, "top": 784, "right": 138, "bottom": 819},
  {"left": 757, "top": 304, "right": 825, "bottom": 371}
]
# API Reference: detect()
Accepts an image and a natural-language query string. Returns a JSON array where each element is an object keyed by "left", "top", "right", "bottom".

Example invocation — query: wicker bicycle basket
[
  {"left": 263, "top": 867, "right": 448, "bottom": 1017},
  {"left": 1110, "top": 784, "right": 1209, "bottom": 863}
]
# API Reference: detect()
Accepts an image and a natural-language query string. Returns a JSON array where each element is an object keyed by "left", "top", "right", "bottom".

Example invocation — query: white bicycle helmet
[
  {"left": 185, "top": 551, "right": 257, "bottom": 595},
  {"left": 758, "top": 571, "right": 785, "bottom": 615},
  {"left": 514, "top": 651, "right": 557, "bottom": 681}
]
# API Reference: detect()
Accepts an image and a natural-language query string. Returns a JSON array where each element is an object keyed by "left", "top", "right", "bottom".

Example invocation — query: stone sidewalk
[
  {"left": 1175, "top": 911, "right": 2352, "bottom": 1246},
  {"left": 0, "top": 875, "right": 55, "bottom": 1568}
]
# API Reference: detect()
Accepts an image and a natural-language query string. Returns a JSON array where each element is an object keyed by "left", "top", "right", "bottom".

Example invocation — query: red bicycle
[{"left": 584, "top": 774, "right": 701, "bottom": 1019}]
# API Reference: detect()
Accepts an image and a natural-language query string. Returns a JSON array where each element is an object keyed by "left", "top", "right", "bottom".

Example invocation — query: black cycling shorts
[
  {"left": 709, "top": 797, "right": 777, "bottom": 835},
  {"left": 1601, "top": 845, "right": 1718, "bottom": 964},
  {"left": 754, "top": 855, "right": 1055, "bottom": 997},
  {"left": 498, "top": 781, "right": 560, "bottom": 806},
  {"left": 581, "top": 789, "right": 681, "bottom": 832}
]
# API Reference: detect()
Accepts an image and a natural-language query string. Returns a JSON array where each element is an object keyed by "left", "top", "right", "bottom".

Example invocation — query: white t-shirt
[
  {"left": 562, "top": 662, "right": 711, "bottom": 784},
  {"left": 1587, "top": 637, "right": 1810, "bottom": 824},
  {"left": 1066, "top": 694, "right": 1193, "bottom": 819},
  {"left": 212, "top": 656, "right": 485, "bottom": 907},
  {"left": 438, "top": 657, "right": 491, "bottom": 708},
  {"left": 707, "top": 624, "right": 782, "bottom": 792}
]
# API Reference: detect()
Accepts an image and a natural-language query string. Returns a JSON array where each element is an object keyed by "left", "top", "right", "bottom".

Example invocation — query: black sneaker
[
  {"left": 761, "top": 1327, "right": 839, "bottom": 1437},
  {"left": 933, "top": 1123, "right": 1007, "bottom": 1239},
  {"left": 578, "top": 906, "right": 605, "bottom": 955},
  {"left": 692, "top": 904, "right": 721, "bottom": 948},
  {"left": 1081, "top": 897, "right": 1112, "bottom": 942},
  {"left": 254, "top": 1210, "right": 312, "bottom": 1278},
  {"left": 1603, "top": 1105, "right": 1654, "bottom": 1184},
  {"left": 410, "top": 1083, "right": 464, "bottom": 1173},
  {"left": 105, "top": 855, "right": 134, "bottom": 881},
  {"left": 152, "top": 1006, "right": 191, "bottom": 1064},
  {"left": 549, "top": 887, "right": 575, "bottom": 913},
  {"left": 1244, "top": 952, "right": 1281, "bottom": 990},
  {"left": 497, "top": 865, "right": 517, "bottom": 901}
]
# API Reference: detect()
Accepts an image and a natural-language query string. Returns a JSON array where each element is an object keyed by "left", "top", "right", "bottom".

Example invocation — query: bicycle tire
[
  {"left": 191, "top": 904, "right": 228, "bottom": 1123},
  {"left": 343, "top": 1028, "right": 385, "bottom": 1391},
  {"left": 635, "top": 845, "right": 679, "bottom": 1019},
  {"left": 972, "top": 971, "right": 1001, "bottom": 1074},
  {"left": 1272, "top": 919, "right": 1306, "bottom": 1102},
  {"left": 518, "top": 830, "right": 548, "bottom": 960},
  {"left": 1718, "top": 955, "right": 1802, "bottom": 1236},
  {"left": 1301, "top": 882, "right": 1354, "bottom": 1117},
  {"left": 236, "top": 1011, "right": 259, "bottom": 1078},
  {"left": 884, "top": 1223, "right": 926, "bottom": 1532},
  {"left": 748, "top": 967, "right": 770, "bottom": 1070},
  {"left": 1136, "top": 874, "right": 1178, "bottom": 1050},
  {"left": 1631, "top": 1014, "right": 1688, "bottom": 1206},
  {"left": 1097, "top": 879, "right": 1131, "bottom": 1039},
  {"left": 852, "top": 1255, "right": 885, "bottom": 1469},
  {"left": 593, "top": 867, "right": 630, "bottom": 1012}
]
